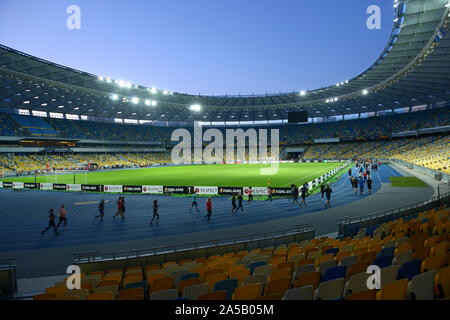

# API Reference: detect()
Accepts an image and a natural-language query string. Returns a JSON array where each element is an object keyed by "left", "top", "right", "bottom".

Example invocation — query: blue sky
[{"left": 0, "top": 0, "right": 394, "bottom": 95}]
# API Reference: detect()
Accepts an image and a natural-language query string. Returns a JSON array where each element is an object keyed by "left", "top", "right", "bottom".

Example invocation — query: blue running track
[{"left": 0, "top": 165, "right": 402, "bottom": 251}]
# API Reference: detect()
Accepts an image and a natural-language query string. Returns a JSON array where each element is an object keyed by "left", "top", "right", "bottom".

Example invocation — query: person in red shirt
[
  {"left": 113, "top": 196, "right": 122, "bottom": 219},
  {"left": 205, "top": 197, "right": 212, "bottom": 221}
]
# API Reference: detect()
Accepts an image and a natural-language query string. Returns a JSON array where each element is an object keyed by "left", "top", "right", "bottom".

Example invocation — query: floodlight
[
  {"left": 190, "top": 104, "right": 201, "bottom": 112},
  {"left": 131, "top": 97, "right": 139, "bottom": 104},
  {"left": 112, "top": 94, "right": 119, "bottom": 100},
  {"left": 362, "top": 89, "right": 369, "bottom": 95},
  {"left": 145, "top": 99, "right": 151, "bottom": 106}
]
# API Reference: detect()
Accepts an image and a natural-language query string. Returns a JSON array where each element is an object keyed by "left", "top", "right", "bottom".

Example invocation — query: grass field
[
  {"left": 2, "top": 163, "right": 343, "bottom": 187},
  {"left": 390, "top": 177, "right": 427, "bottom": 187}
]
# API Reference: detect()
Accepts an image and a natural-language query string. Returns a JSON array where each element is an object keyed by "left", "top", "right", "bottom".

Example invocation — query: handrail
[
  {"left": 73, "top": 224, "right": 314, "bottom": 263},
  {"left": 0, "top": 258, "right": 16, "bottom": 269}
]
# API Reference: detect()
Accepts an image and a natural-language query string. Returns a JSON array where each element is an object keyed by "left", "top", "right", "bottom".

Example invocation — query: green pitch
[
  {"left": 389, "top": 177, "right": 427, "bottom": 188},
  {"left": 3, "top": 162, "right": 343, "bottom": 187}
]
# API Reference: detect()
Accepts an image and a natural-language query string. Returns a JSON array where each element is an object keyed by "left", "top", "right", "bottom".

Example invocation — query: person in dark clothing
[
  {"left": 41, "top": 209, "right": 59, "bottom": 235},
  {"left": 291, "top": 185, "right": 299, "bottom": 206},
  {"left": 231, "top": 193, "right": 237, "bottom": 213},
  {"left": 205, "top": 197, "right": 212, "bottom": 221},
  {"left": 367, "top": 177, "right": 373, "bottom": 194},
  {"left": 248, "top": 187, "right": 253, "bottom": 204},
  {"left": 236, "top": 193, "right": 245, "bottom": 213},
  {"left": 151, "top": 199, "right": 159, "bottom": 225},
  {"left": 353, "top": 177, "right": 359, "bottom": 195},
  {"left": 348, "top": 168, "right": 352, "bottom": 177},
  {"left": 96, "top": 199, "right": 105, "bottom": 222},
  {"left": 303, "top": 183, "right": 309, "bottom": 198},
  {"left": 300, "top": 183, "right": 308, "bottom": 207},
  {"left": 324, "top": 184, "right": 333, "bottom": 208},
  {"left": 121, "top": 196, "right": 126, "bottom": 219},
  {"left": 320, "top": 184, "right": 325, "bottom": 200}
]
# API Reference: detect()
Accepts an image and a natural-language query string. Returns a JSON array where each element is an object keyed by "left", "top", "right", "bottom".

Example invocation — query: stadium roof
[{"left": 0, "top": 0, "right": 449, "bottom": 123}]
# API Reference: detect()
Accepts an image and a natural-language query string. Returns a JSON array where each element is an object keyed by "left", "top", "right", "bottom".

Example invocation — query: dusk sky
[{"left": 0, "top": 0, "right": 394, "bottom": 95}]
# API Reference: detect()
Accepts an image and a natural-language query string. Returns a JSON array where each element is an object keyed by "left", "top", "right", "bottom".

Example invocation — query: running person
[
  {"left": 353, "top": 177, "right": 359, "bottom": 195},
  {"left": 300, "top": 184, "right": 308, "bottom": 207},
  {"left": 320, "top": 184, "right": 325, "bottom": 200},
  {"left": 359, "top": 177, "right": 365, "bottom": 195},
  {"left": 96, "top": 199, "right": 105, "bottom": 222},
  {"left": 205, "top": 197, "right": 212, "bottom": 221},
  {"left": 231, "top": 193, "right": 237, "bottom": 213},
  {"left": 56, "top": 205, "right": 67, "bottom": 228},
  {"left": 267, "top": 187, "right": 273, "bottom": 203},
  {"left": 41, "top": 209, "right": 59, "bottom": 235},
  {"left": 303, "top": 183, "right": 309, "bottom": 198},
  {"left": 113, "top": 196, "right": 122, "bottom": 219},
  {"left": 121, "top": 196, "right": 126, "bottom": 219},
  {"left": 150, "top": 199, "right": 160, "bottom": 225},
  {"left": 236, "top": 193, "right": 245, "bottom": 213},
  {"left": 189, "top": 193, "right": 199, "bottom": 213},
  {"left": 324, "top": 184, "right": 333, "bottom": 208},
  {"left": 247, "top": 187, "right": 253, "bottom": 204},
  {"left": 367, "top": 177, "right": 373, "bottom": 195},
  {"left": 291, "top": 185, "right": 299, "bottom": 206}
]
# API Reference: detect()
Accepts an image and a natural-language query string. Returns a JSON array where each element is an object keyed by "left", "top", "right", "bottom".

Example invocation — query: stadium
[{"left": 0, "top": 0, "right": 449, "bottom": 305}]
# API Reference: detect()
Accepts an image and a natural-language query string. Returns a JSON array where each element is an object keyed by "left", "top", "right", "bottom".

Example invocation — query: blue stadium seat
[
  {"left": 325, "top": 248, "right": 339, "bottom": 257},
  {"left": 213, "top": 279, "right": 238, "bottom": 300},
  {"left": 180, "top": 273, "right": 200, "bottom": 281},
  {"left": 397, "top": 259, "right": 422, "bottom": 281},
  {"left": 321, "top": 266, "right": 346, "bottom": 283},
  {"left": 373, "top": 256, "right": 393, "bottom": 269},
  {"left": 377, "top": 247, "right": 395, "bottom": 259}
]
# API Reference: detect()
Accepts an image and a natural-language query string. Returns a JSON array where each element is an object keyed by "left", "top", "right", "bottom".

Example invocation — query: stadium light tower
[
  {"left": 300, "top": 91, "right": 307, "bottom": 96},
  {"left": 190, "top": 104, "right": 201, "bottom": 112}
]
